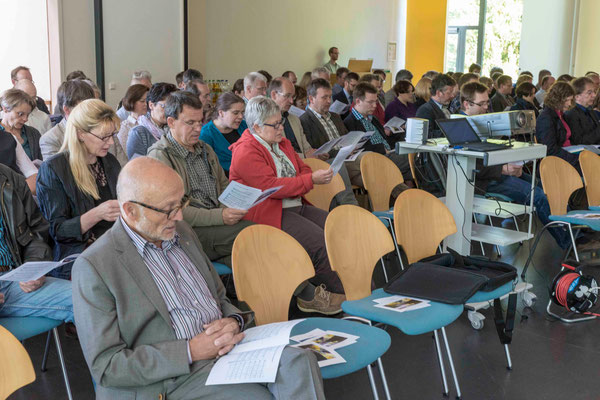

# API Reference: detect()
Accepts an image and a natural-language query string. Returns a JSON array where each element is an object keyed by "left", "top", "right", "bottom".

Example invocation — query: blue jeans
[
  {"left": 486, "top": 173, "right": 570, "bottom": 249},
  {"left": 0, "top": 276, "right": 74, "bottom": 323}
]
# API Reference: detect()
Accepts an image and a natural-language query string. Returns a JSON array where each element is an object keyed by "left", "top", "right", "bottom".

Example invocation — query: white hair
[
  {"left": 132, "top": 70, "right": 152, "bottom": 80},
  {"left": 243, "top": 72, "right": 267, "bottom": 91},
  {"left": 311, "top": 67, "right": 330, "bottom": 80},
  {"left": 245, "top": 96, "right": 280, "bottom": 134}
]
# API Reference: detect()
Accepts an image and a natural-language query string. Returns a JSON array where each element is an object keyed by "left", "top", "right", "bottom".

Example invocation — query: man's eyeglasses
[
  {"left": 277, "top": 91, "right": 294, "bottom": 100},
  {"left": 468, "top": 100, "right": 490, "bottom": 108},
  {"left": 84, "top": 130, "right": 118, "bottom": 142},
  {"left": 263, "top": 119, "right": 285, "bottom": 130},
  {"left": 129, "top": 195, "right": 190, "bottom": 220}
]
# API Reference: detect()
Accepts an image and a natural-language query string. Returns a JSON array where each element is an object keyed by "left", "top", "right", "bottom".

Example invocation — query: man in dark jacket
[
  {"left": 565, "top": 77, "right": 600, "bottom": 145},
  {"left": 331, "top": 72, "right": 359, "bottom": 120},
  {"left": 490, "top": 75, "right": 516, "bottom": 112},
  {"left": 416, "top": 74, "right": 457, "bottom": 138},
  {"left": 0, "top": 163, "right": 73, "bottom": 322}
]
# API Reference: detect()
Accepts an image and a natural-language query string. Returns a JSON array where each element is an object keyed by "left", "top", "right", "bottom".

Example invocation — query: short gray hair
[
  {"left": 132, "top": 70, "right": 152, "bottom": 81},
  {"left": 244, "top": 72, "right": 267, "bottom": 91},
  {"left": 245, "top": 96, "right": 280, "bottom": 134},
  {"left": 311, "top": 67, "right": 330, "bottom": 80}
]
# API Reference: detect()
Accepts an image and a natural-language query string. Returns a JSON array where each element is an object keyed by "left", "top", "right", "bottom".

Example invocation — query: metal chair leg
[
  {"left": 504, "top": 344, "right": 513, "bottom": 370},
  {"left": 521, "top": 221, "right": 575, "bottom": 279},
  {"left": 376, "top": 357, "right": 392, "bottom": 400},
  {"left": 41, "top": 330, "right": 52, "bottom": 372},
  {"left": 379, "top": 257, "right": 389, "bottom": 283},
  {"left": 383, "top": 217, "right": 403, "bottom": 270},
  {"left": 53, "top": 327, "right": 73, "bottom": 400},
  {"left": 366, "top": 364, "right": 380, "bottom": 400},
  {"left": 433, "top": 330, "right": 449, "bottom": 396},
  {"left": 441, "top": 327, "right": 462, "bottom": 400}
]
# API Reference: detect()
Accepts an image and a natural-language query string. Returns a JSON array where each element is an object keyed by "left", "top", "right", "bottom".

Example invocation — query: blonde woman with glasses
[{"left": 36, "top": 99, "right": 122, "bottom": 279}]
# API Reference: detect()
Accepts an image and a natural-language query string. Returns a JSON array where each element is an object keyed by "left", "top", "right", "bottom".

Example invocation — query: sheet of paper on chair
[
  {"left": 206, "top": 345, "right": 286, "bottom": 385},
  {"left": 292, "top": 342, "right": 346, "bottom": 367},
  {"left": 0, "top": 254, "right": 80, "bottom": 282},
  {"left": 218, "top": 181, "right": 282, "bottom": 210},
  {"left": 288, "top": 105, "right": 305, "bottom": 117},
  {"left": 373, "top": 295, "right": 431, "bottom": 313},
  {"left": 329, "top": 100, "right": 349, "bottom": 114}
]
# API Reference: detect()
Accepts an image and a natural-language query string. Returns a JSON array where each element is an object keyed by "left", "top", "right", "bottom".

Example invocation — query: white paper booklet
[
  {"left": 288, "top": 105, "right": 305, "bottom": 117},
  {"left": 329, "top": 100, "right": 349, "bottom": 115},
  {"left": 206, "top": 319, "right": 304, "bottom": 385},
  {"left": 373, "top": 295, "right": 431, "bottom": 313},
  {"left": 384, "top": 117, "right": 406, "bottom": 134},
  {"left": 218, "top": 181, "right": 283, "bottom": 210},
  {"left": 0, "top": 254, "right": 80, "bottom": 282},
  {"left": 327, "top": 131, "right": 374, "bottom": 175}
]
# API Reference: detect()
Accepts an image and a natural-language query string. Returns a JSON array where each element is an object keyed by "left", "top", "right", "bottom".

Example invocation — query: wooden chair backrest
[
  {"left": 302, "top": 158, "right": 345, "bottom": 211},
  {"left": 360, "top": 152, "right": 404, "bottom": 211},
  {"left": 579, "top": 150, "right": 600, "bottom": 207},
  {"left": 408, "top": 153, "right": 419, "bottom": 188},
  {"left": 232, "top": 224, "right": 315, "bottom": 325},
  {"left": 393, "top": 189, "right": 457, "bottom": 264},
  {"left": 325, "top": 205, "right": 395, "bottom": 300},
  {"left": 0, "top": 325, "right": 35, "bottom": 399},
  {"left": 540, "top": 156, "right": 583, "bottom": 215}
]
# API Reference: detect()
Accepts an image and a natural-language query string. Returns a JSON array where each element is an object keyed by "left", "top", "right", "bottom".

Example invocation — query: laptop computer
[{"left": 436, "top": 118, "right": 512, "bottom": 152}]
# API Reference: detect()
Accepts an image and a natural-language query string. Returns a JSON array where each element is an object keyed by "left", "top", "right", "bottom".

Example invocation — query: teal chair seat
[
  {"left": 373, "top": 210, "right": 393, "bottom": 227},
  {"left": 213, "top": 262, "right": 232, "bottom": 276},
  {"left": 549, "top": 210, "right": 600, "bottom": 231},
  {"left": 589, "top": 206, "right": 600, "bottom": 211},
  {"left": 341, "top": 289, "right": 463, "bottom": 336},
  {"left": 467, "top": 281, "right": 514, "bottom": 303},
  {"left": 290, "top": 317, "right": 391, "bottom": 379},
  {"left": 0, "top": 317, "right": 62, "bottom": 341}
]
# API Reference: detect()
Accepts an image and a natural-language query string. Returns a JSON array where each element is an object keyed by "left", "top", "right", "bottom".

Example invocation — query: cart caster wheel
[
  {"left": 523, "top": 291, "right": 537, "bottom": 308},
  {"left": 468, "top": 310, "right": 485, "bottom": 330},
  {"left": 471, "top": 319, "right": 484, "bottom": 330}
]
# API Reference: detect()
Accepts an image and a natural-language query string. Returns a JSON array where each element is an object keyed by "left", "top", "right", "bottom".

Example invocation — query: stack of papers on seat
[
  {"left": 290, "top": 329, "right": 359, "bottom": 367},
  {"left": 373, "top": 295, "right": 430, "bottom": 313}
]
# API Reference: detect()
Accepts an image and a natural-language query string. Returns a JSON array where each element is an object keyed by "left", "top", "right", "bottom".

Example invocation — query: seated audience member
[
  {"left": 258, "top": 70, "right": 273, "bottom": 85},
  {"left": 229, "top": 97, "right": 345, "bottom": 311},
  {"left": 468, "top": 63, "right": 482, "bottom": 75},
  {"left": 51, "top": 71, "right": 89, "bottom": 115},
  {"left": 1, "top": 89, "right": 42, "bottom": 162},
  {"left": 116, "top": 70, "right": 152, "bottom": 121},
  {"left": 10, "top": 66, "right": 50, "bottom": 114},
  {"left": 422, "top": 70, "right": 440, "bottom": 80},
  {"left": 344, "top": 83, "right": 412, "bottom": 181},
  {"left": 535, "top": 81, "right": 579, "bottom": 170},
  {"left": 416, "top": 73, "right": 457, "bottom": 138},
  {"left": 148, "top": 92, "right": 252, "bottom": 266},
  {"left": 332, "top": 71, "right": 358, "bottom": 120},
  {"left": 117, "top": 84, "right": 149, "bottom": 154},
  {"left": 0, "top": 163, "right": 73, "bottom": 324},
  {"left": 294, "top": 85, "right": 308, "bottom": 109},
  {"left": 270, "top": 78, "right": 357, "bottom": 206},
  {"left": 358, "top": 74, "right": 386, "bottom": 125},
  {"left": 200, "top": 92, "right": 248, "bottom": 174},
  {"left": 185, "top": 79, "right": 213, "bottom": 118},
  {"left": 536, "top": 69, "right": 552, "bottom": 90},
  {"left": 127, "top": 82, "right": 177, "bottom": 158},
  {"left": 37, "top": 99, "right": 121, "bottom": 279},
  {"left": 451, "top": 72, "right": 463, "bottom": 84},
  {"left": 0, "top": 129, "right": 37, "bottom": 194},
  {"left": 593, "top": 91, "right": 600, "bottom": 121},
  {"left": 479, "top": 76, "right": 494, "bottom": 92},
  {"left": 449, "top": 72, "right": 479, "bottom": 114},
  {"left": 384, "top": 69, "right": 413, "bottom": 107},
  {"left": 298, "top": 71, "right": 313, "bottom": 89},
  {"left": 282, "top": 70, "right": 298, "bottom": 85},
  {"left": 460, "top": 82, "right": 570, "bottom": 249},
  {"left": 14, "top": 79, "right": 51, "bottom": 135},
  {"left": 536, "top": 75, "right": 555, "bottom": 107},
  {"left": 323, "top": 46, "right": 340, "bottom": 74},
  {"left": 585, "top": 71, "right": 600, "bottom": 92},
  {"left": 514, "top": 74, "right": 534, "bottom": 103},
  {"left": 414, "top": 77, "right": 432, "bottom": 108},
  {"left": 332, "top": 67, "right": 350, "bottom": 96},
  {"left": 182, "top": 68, "right": 204, "bottom": 87},
  {"left": 311, "top": 67, "right": 330, "bottom": 81},
  {"left": 300, "top": 79, "right": 363, "bottom": 187},
  {"left": 491, "top": 75, "right": 515, "bottom": 112},
  {"left": 232, "top": 78, "right": 244, "bottom": 97},
  {"left": 40, "top": 79, "right": 95, "bottom": 160},
  {"left": 510, "top": 82, "right": 539, "bottom": 117},
  {"left": 243, "top": 72, "right": 268, "bottom": 103},
  {"left": 565, "top": 77, "right": 600, "bottom": 145},
  {"left": 557, "top": 74, "right": 574, "bottom": 82},
  {"left": 373, "top": 69, "right": 387, "bottom": 105},
  {"left": 175, "top": 70, "right": 185, "bottom": 89},
  {"left": 490, "top": 66, "right": 504, "bottom": 77},
  {"left": 72, "top": 156, "right": 325, "bottom": 400},
  {"left": 385, "top": 79, "right": 417, "bottom": 122}
]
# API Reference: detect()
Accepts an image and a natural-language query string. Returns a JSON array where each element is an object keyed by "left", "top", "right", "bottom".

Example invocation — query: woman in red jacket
[{"left": 229, "top": 96, "right": 345, "bottom": 315}]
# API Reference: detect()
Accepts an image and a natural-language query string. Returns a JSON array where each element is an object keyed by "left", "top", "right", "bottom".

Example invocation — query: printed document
[
  {"left": 384, "top": 117, "right": 406, "bottom": 134},
  {"left": 0, "top": 254, "right": 80, "bottom": 282},
  {"left": 288, "top": 105, "right": 305, "bottom": 117},
  {"left": 218, "top": 181, "right": 282, "bottom": 210},
  {"left": 329, "top": 100, "right": 349, "bottom": 114}
]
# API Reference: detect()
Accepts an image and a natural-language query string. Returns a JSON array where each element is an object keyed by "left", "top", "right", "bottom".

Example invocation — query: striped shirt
[
  {"left": 351, "top": 108, "right": 391, "bottom": 151},
  {"left": 121, "top": 218, "right": 222, "bottom": 340},
  {"left": 308, "top": 106, "right": 342, "bottom": 146},
  {"left": 0, "top": 211, "right": 14, "bottom": 269}
]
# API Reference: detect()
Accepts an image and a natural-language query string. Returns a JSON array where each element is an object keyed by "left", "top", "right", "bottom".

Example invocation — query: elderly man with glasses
[
  {"left": 72, "top": 156, "right": 325, "bottom": 400},
  {"left": 148, "top": 91, "right": 252, "bottom": 267}
]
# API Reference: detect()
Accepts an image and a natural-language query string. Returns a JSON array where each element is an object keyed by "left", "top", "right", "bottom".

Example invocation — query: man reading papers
[{"left": 72, "top": 157, "right": 325, "bottom": 400}]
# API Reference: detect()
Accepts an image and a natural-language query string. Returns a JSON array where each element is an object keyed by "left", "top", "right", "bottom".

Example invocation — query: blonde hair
[
  {"left": 414, "top": 77, "right": 432, "bottom": 102},
  {"left": 61, "top": 99, "right": 120, "bottom": 200}
]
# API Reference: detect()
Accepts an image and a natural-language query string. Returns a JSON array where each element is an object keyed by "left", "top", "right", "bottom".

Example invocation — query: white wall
[
  {"left": 519, "top": 0, "right": 576, "bottom": 77},
  {"left": 188, "top": 0, "right": 400, "bottom": 85},
  {"left": 573, "top": 0, "right": 600, "bottom": 76},
  {"left": 60, "top": 0, "right": 96, "bottom": 84}
]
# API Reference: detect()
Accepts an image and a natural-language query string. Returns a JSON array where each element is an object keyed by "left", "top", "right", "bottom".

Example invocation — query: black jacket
[
  {"left": 299, "top": 109, "right": 348, "bottom": 157},
  {"left": 564, "top": 105, "right": 600, "bottom": 145},
  {"left": 36, "top": 152, "right": 121, "bottom": 264},
  {"left": 332, "top": 90, "right": 352, "bottom": 120},
  {"left": 415, "top": 99, "right": 447, "bottom": 138},
  {"left": 22, "top": 125, "right": 43, "bottom": 161},
  {"left": 0, "top": 163, "right": 51, "bottom": 267},
  {"left": 510, "top": 98, "right": 539, "bottom": 118},
  {"left": 343, "top": 112, "right": 399, "bottom": 154},
  {"left": 535, "top": 106, "right": 579, "bottom": 169},
  {"left": 490, "top": 92, "right": 515, "bottom": 113}
]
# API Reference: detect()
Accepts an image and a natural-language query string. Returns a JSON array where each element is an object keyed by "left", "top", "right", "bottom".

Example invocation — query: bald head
[
  {"left": 117, "top": 157, "right": 183, "bottom": 205},
  {"left": 14, "top": 79, "right": 37, "bottom": 98}
]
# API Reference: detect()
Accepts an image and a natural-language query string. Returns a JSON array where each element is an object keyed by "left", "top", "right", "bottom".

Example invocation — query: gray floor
[{"left": 8, "top": 217, "right": 600, "bottom": 400}]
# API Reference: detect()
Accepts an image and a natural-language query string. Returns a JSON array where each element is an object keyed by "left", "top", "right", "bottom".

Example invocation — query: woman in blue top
[{"left": 200, "top": 92, "right": 247, "bottom": 174}]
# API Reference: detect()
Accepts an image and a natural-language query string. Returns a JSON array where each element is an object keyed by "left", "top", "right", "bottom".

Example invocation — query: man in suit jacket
[
  {"left": 72, "top": 157, "right": 325, "bottom": 400},
  {"left": 300, "top": 78, "right": 363, "bottom": 187},
  {"left": 490, "top": 75, "right": 516, "bottom": 113},
  {"left": 269, "top": 78, "right": 357, "bottom": 206},
  {"left": 415, "top": 73, "right": 457, "bottom": 138},
  {"left": 331, "top": 72, "right": 359, "bottom": 120},
  {"left": 565, "top": 77, "right": 600, "bottom": 145}
]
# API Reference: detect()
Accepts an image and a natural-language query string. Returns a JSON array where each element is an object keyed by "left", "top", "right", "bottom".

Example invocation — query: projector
[{"left": 465, "top": 110, "right": 536, "bottom": 138}]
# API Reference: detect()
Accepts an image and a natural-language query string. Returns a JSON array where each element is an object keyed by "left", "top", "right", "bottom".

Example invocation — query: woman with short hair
[
  {"left": 0, "top": 88, "right": 42, "bottom": 161},
  {"left": 36, "top": 99, "right": 122, "bottom": 279},
  {"left": 117, "top": 84, "right": 149, "bottom": 154},
  {"left": 385, "top": 80, "right": 417, "bottom": 122},
  {"left": 414, "top": 77, "right": 433, "bottom": 108}
]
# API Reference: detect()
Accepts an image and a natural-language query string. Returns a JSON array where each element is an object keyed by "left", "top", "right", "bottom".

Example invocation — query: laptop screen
[{"left": 436, "top": 118, "right": 481, "bottom": 145}]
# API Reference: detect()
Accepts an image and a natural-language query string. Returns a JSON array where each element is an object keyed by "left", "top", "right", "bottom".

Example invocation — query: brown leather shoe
[{"left": 297, "top": 284, "right": 345, "bottom": 315}]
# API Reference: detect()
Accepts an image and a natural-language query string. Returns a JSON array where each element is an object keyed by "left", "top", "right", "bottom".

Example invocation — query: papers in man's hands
[
  {"left": 312, "top": 130, "right": 372, "bottom": 156},
  {"left": 218, "top": 181, "right": 282, "bottom": 210},
  {"left": 0, "top": 254, "right": 80, "bottom": 282},
  {"left": 206, "top": 319, "right": 304, "bottom": 385},
  {"left": 384, "top": 117, "right": 406, "bottom": 134},
  {"left": 373, "top": 295, "right": 431, "bottom": 313},
  {"left": 327, "top": 131, "right": 373, "bottom": 175},
  {"left": 290, "top": 329, "right": 358, "bottom": 367},
  {"left": 329, "top": 100, "right": 349, "bottom": 115},
  {"left": 288, "top": 105, "right": 305, "bottom": 117}
]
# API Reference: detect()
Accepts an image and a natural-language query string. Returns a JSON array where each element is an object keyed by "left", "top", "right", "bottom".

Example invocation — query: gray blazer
[{"left": 72, "top": 219, "right": 250, "bottom": 400}]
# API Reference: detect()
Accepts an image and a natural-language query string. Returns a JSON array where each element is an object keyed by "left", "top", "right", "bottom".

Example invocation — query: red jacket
[{"left": 229, "top": 130, "right": 314, "bottom": 229}]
